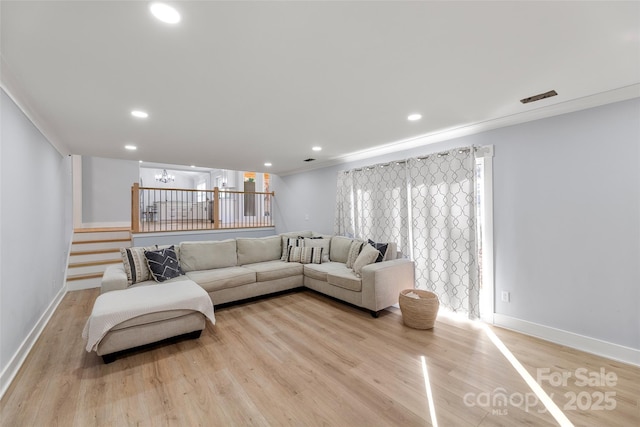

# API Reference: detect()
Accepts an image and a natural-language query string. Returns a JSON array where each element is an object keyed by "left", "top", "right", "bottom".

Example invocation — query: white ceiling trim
[{"left": 277, "top": 84, "right": 640, "bottom": 176}]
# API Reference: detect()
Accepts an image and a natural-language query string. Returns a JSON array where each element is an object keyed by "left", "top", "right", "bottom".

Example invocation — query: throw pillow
[
  {"left": 304, "top": 237, "right": 330, "bottom": 262},
  {"left": 144, "top": 245, "right": 184, "bottom": 282},
  {"left": 300, "top": 246, "right": 323, "bottom": 264},
  {"left": 120, "top": 246, "right": 156, "bottom": 285},
  {"left": 287, "top": 245, "right": 303, "bottom": 263},
  {"left": 281, "top": 237, "right": 304, "bottom": 261},
  {"left": 368, "top": 239, "right": 389, "bottom": 263},
  {"left": 345, "top": 240, "right": 364, "bottom": 268},
  {"left": 352, "top": 244, "right": 380, "bottom": 277}
]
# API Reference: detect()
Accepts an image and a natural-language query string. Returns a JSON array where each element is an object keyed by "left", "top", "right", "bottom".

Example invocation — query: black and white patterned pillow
[
  {"left": 120, "top": 245, "right": 157, "bottom": 285},
  {"left": 281, "top": 237, "right": 305, "bottom": 260},
  {"left": 368, "top": 239, "right": 389, "bottom": 263},
  {"left": 287, "top": 245, "right": 303, "bottom": 263},
  {"left": 304, "top": 237, "right": 330, "bottom": 262},
  {"left": 144, "top": 245, "right": 184, "bottom": 282},
  {"left": 300, "top": 247, "right": 323, "bottom": 264}
]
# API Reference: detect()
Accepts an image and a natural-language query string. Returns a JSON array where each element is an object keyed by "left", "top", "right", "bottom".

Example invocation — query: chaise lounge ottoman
[{"left": 83, "top": 280, "right": 216, "bottom": 363}]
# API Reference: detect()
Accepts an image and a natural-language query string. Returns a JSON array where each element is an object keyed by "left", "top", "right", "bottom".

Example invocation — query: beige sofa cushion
[
  {"left": 243, "top": 260, "right": 303, "bottom": 282},
  {"left": 185, "top": 267, "right": 255, "bottom": 293},
  {"left": 237, "top": 236, "right": 282, "bottom": 265},
  {"left": 329, "top": 236, "right": 354, "bottom": 263},
  {"left": 327, "top": 269, "right": 362, "bottom": 292},
  {"left": 179, "top": 240, "right": 237, "bottom": 272},
  {"left": 303, "top": 262, "right": 347, "bottom": 281}
]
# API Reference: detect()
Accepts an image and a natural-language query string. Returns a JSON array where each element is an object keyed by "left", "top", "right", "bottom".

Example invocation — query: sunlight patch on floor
[
  {"left": 420, "top": 355, "right": 439, "bottom": 427},
  {"left": 481, "top": 323, "right": 574, "bottom": 426},
  {"left": 431, "top": 308, "right": 574, "bottom": 425}
]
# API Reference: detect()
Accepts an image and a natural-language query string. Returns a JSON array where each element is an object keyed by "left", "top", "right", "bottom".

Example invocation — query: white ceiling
[{"left": 2, "top": 1, "right": 639, "bottom": 175}]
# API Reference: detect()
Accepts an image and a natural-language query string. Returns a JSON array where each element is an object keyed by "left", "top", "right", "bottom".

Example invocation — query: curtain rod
[{"left": 341, "top": 145, "right": 484, "bottom": 174}]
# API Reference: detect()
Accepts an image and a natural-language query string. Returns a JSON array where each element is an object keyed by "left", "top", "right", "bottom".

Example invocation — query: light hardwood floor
[{"left": 1, "top": 289, "right": 638, "bottom": 426}]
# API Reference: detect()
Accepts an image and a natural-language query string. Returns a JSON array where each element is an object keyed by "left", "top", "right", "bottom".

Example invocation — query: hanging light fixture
[{"left": 155, "top": 169, "right": 175, "bottom": 183}]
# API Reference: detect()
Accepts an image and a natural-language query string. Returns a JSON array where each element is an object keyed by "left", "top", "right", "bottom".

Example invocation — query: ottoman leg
[
  {"left": 184, "top": 329, "right": 202, "bottom": 340},
  {"left": 102, "top": 353, "right": 117, "bottom": 364}
]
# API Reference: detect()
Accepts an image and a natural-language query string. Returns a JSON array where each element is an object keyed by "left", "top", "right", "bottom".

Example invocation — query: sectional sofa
[{"left": 102, "top": 231, "right": 415, "bottom": 317}]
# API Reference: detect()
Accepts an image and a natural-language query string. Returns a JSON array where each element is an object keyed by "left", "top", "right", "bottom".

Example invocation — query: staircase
[{"left": 66, "top": 227, "right": 131, "bottom": 291}]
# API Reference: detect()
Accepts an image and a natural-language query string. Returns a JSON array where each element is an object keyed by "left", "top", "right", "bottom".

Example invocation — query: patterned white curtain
[
  {"left": 351, "top": 162, "right": 409, "bottom": 254},
  {"left": 334, "top": 170, "right": 355, "bottom": 237},
  {"left": 408, "top": 148, "right": 478, "bottom": 318},
  {"left": 334, "top": 146, "right": 479, "bottom": 318}
]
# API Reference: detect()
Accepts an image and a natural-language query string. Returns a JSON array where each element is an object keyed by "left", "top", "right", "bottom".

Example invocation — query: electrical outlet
[{"left": 501, "top": 291, "right": 510, "bottom": 302}]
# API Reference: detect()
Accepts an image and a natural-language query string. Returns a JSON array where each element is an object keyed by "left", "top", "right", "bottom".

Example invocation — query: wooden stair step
[
  {"left": 70, "top": 248, "right": 121, "bottom": 256},
  {"left": 67, "top": 272, "right": 103, "bottom": 281},
  {"left": 72, "top": 238, "right": 131, "bottom": 245},
  {"left": 68, "top": 259, "right": 122, "bottom": 268}
]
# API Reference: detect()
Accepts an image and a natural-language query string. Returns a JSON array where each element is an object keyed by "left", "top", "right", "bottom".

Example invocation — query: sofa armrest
[
  {"left": 360, "top": 258, "right": 415, "bottom": 312},
  {"left": 101, "top": 264, "right": 129, "bottom": 294}
]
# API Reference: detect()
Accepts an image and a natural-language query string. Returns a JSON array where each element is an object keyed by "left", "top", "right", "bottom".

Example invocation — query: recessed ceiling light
[
  {"left": 408, "top": 113, "right": 422, "bottom": 121},
  {"left": 150, "top": 3, "right": 181, "bottom": 24},
  {"left": 139, "top": 160, "right": 143, "bottom": 163},
  {"left": 131, "top": 110, "right": 148, "bottom": 118},
  {"left": 312, "top": 146, "right": 322, "bottom": 152},
  {"left": 190, "top": 165, "right": 196, "bottom": 168},
  {"left": 264, "top": 162, "right": 272, "bottom": 167},
  {"left": 125, "top": 145, "right": 137, "bottom": 151}
]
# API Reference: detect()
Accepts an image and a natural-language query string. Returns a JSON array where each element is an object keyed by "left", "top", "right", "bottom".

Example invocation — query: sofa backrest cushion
[
  {"left": 179, "top": 239, "right": 237, "bottom": 272},
  {"left": 329, "top": 236, "right": 354, "bottom": 263},
  {"left": 237, "top": 235, "right": 282, "bottom": 265}
]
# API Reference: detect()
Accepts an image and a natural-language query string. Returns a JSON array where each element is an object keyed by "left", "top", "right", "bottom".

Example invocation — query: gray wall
[
  {"left": 275, "top": 98, "right": 640, "bottom": 350},
  {"left": 133, "top": 228, "right": 275, "bottom": 247},
  {"left": 0, "top": 89, "right": 73, "bottom": 377},
  {"left": 82, "top": 155, "right": 139, "bottom": 224}
]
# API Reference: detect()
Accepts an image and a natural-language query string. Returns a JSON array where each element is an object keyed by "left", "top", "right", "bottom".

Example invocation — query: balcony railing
[{"left": 131, "top": 183, "right": 274, "bottom": 233}]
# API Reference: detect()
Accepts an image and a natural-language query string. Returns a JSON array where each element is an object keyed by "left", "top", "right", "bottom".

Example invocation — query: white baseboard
[
  {"left": 0, "top": 284, "right": 67, "bottom": 400},
  {"left": 493, "top": 314, "right": 640, "bottom": 367}
]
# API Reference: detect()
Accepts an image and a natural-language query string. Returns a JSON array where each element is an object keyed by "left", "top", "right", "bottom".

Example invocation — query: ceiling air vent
[
  {"left": 520, "top": 90, "right": 558, "bottom": 104},
  {"left": 304, "top": 158, "right": 316, "bottom": 162}
]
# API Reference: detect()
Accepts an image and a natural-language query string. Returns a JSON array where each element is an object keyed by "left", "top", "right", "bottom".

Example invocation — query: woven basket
[{"left": 399, "top": 289, "right": 440, "bottom": 329}]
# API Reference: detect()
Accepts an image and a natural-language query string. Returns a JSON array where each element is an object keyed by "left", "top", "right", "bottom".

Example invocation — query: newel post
[
  {"left": 131, "top": 183, "right": 140, "bottom": 233},
  {"left": 213, "top": 187, "right": 220, "bottom": 229}
]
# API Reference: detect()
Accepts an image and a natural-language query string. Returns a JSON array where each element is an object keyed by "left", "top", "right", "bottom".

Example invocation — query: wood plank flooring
[{"left": 1, "top": 289, "right": 638, "bottom": 426}]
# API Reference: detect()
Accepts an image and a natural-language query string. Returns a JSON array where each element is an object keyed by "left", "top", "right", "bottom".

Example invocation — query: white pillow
[{"left": 352, "top": 244, "right": 380, "bottom": 277}]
